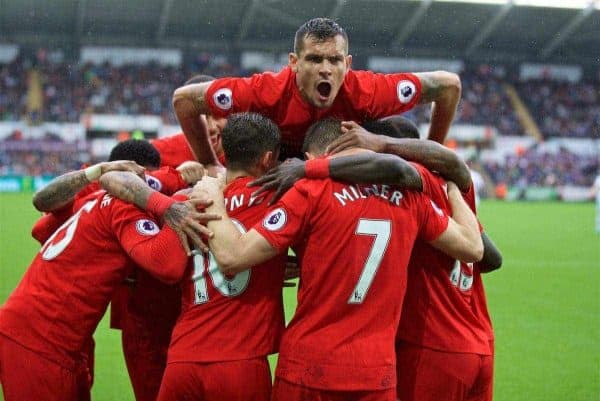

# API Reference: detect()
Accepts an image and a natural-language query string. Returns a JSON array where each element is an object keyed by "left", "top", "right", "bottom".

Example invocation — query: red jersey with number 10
[
  {"left": 398, "top": 165, "right": 493, "bottom": 355},
  {"left": 254, "top": 177, "right": 448, "bottom": 391},
  {"left": 206, "top": 67, "right": 422, "bottom": 158},
  {"left": 167, "top": 176, "right": 286, "bottom": 363}
]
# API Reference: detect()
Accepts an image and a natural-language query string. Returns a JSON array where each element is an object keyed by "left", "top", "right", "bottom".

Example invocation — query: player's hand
[
  {"left": 176, "top": 161, "right": 206, "bottom": 185},
  {"left": 247, "top": 158, "right": 305, "bottom": 205},
  {"left": 282, "top": 254, "right": 300, "bottom": 288},
  {"left": 326, "top": 121, "right": 386, "bottom": 154},
  {"left": 164, "top": 198, "right": 221, "bottom": 254},
  {"left": 190, "top": 174, "right": 226, "bottom": 201},
  {"left": 99, "top": 160, "right": 146, "bottom": 178}
]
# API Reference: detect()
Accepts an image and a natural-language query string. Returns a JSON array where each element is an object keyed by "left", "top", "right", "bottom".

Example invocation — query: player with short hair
[
  {"left": 157, "top": 112, "right": 286, "bottom": 401},
  {"left": 152, "top": 74, "right": 227, "bottom": 168},
  {"left": 173, "top": 17, "right": 461, "bottom": 166},
  {"left": 257, "top": 119, "right": 502, "bottom": 401},
  {"left": 191, "top": 118, "right": 483, "bottom": 401},
  {"left": 0, "top": 174, "right": 206, "bottom": 401},
  {"left": 29, "top": 139, "right": 210, "bottom": 401}
]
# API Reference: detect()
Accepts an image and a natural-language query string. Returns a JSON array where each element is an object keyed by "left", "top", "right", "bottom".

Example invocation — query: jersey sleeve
[
  {"left": 252, "top": 185, "right": 311, "bottom": 252},
  {"left": 414, "top": 193, "right": 450, "bottom": 242},
  {"left": 146, "top": 167, "right": 188, "bottom": 196},
  {"left": 410, "top": 162, "right": 442, "bottom": 198},
  {"left": 348, "top": 70, "right": 422, "bottom": 119},
  {"left": 31, "top": 210, "right": 70, "bottom": 244},
  {"left": 205, "top": 69, "right": 290, "bottom": 118},
  {"left": 108, "top": 200, "right": 188, "bottom": 284}
]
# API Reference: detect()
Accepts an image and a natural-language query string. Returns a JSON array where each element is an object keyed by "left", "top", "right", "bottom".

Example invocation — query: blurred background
[
  {"left": 0, "top": 0, "right": 598, "bottom": 200},
  {"left": 0, "top": 1, "right": 598, "bottom": 400}
]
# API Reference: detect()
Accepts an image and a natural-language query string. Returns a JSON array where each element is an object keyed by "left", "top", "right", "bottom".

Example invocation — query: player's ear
[
  {"left": 305, "top": 152, "right": 316, "bottom": 160},
  {"left": 260, "top": 151, "right": 276, "bottom": 170},
  {"left": 289, "top": 52, "right": 299, "bottom": 73},
  {"left": 345, "top": 54, "right": 352, "bottom": 71}
]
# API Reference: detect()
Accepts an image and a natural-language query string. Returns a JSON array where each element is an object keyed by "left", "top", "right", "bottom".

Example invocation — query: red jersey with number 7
[
  {"left": 253, "top": 177, "right": 449, "bottom": 391},
  {"left": 0, "top": 191, "right": 187, "bottom": 371},
  {"left": 167, "top": 176, "right": 287, "bottom": 363}
]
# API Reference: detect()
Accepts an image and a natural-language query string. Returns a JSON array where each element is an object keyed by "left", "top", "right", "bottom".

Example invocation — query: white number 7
[{"left": 348, "top": 219, "right": 391, "bottom": 304}]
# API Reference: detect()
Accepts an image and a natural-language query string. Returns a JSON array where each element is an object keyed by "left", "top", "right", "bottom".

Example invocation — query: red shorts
[
  {"left": 157, "top": 357, "right": 272, "bottom": 401},
  {"left": 396, "top": 341, "right": 494, "bottom": 401},
  {"left": 271, "top": 377, "right": 396, "bottom": 401},
  {"left": 0, "top": 334, "right": 78, "bottom": 401},
  {"left": 121, "top": 311, "right": 175, "bottom": 401}
]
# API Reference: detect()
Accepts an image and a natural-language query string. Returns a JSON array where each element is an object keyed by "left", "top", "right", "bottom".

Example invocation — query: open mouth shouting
[{"left": 316, "top": 81, "right": 332, "bottom": 102}]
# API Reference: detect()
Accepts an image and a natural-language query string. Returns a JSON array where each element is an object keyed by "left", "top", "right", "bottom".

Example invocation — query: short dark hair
[
  {"left": 301, "top": 118, "right": 342, "bottom": 156},
  {"left": 294, "top": 18, "right": 348, "bottom": 55},
  {"left": 109, "top": 139, "right": 160, "bottom": 168},
  {"left": 184, "top": 74, "right": 215, "bottom": 85},
  {"left": 363, "top": 116, "right": 421, "bottom": 140},
  {"left": 221, "top": 113, "right": 281, "bottom": 171}
]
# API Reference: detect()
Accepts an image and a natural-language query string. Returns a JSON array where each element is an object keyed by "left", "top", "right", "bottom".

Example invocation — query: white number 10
[
  {"left": 348, "top": 219, "right": 391, "bottom": 304},
  {"left": 192, "top": 219, "right": 251, "bottom": 304}
]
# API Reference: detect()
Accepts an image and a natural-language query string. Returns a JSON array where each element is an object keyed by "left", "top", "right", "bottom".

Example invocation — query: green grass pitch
[{"left": 1, "top": 193, "right": 598, "bottom": 401}]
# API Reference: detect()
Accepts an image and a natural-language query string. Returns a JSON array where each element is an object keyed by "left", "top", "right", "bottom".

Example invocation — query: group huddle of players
[{"left": 0, "top": 17, "right": 502, "bottom": 401}]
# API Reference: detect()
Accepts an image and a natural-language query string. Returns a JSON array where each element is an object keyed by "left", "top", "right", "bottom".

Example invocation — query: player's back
[
  {"left": 167, "top": 176, "right": 286, "bottom": 364},
  {"left": 262, "top": 178, "right": 448, "bottom": 391},
  {"left": 0, "top": 191, "right": 159, "bottom": 370},
  {"left": 398, "top": 169, "right": 492, "bottom": 355}
]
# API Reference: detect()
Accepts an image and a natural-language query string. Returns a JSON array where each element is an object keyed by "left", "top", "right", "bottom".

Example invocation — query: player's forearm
[
  {"left": 205, "top": 201, "right": 248, "bottom": 273},
  {"left": 172, "top": 86, "right": 219, "bottom": 166},
  {"left": 100, "top": 171, "right": 154, "bottom": 211},
  {"left": 33, "top": 169, "right": 92, "bottom": 212},
  {"left": 416, "top": 71, "right": 461, "bottom": 144},
  {"left": 447, "top": 185, "right": 483, "bottom": 261},
  {"left": 382, "top": 138, "right": 472, "bottom": 192},
  {"left": 479, "top": 232, "right": 502, "bottom": 273},
  {"left": 329, "top": 153, "right": 422, "bottom": 190}
]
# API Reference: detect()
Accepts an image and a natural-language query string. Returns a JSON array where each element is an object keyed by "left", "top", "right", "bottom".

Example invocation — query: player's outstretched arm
[
  {"left": 415, "top": 71, "right": 461, "bottom": 144},
  {"left": 172, "top": 82, "right": 220, "bottom": 167},
  {"left": 429, "top": 182, "right": 483, "bottom": 263},
  {"left": 479, "top": 232, "right": 502, "bottom": 272},
  {"left": 326, "top": 121, "right": 472, "bottom": 191},
  {"left": 191, "top": 175, "right": 280, "bottom": 274},
  {"left": 100, "top": 171, "right": 220, "bottom": 254},
  {"left": 32, "top": 160, "right": 145, "bottom": 212},
  {"left": 249, "top": 153, "right": 422, "bottom": 204}
]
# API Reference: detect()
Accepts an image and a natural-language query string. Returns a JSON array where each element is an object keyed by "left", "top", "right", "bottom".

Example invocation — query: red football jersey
[
  {"left": 253, "top": 178, "right": 448, "bottom": 391},
  {"left": 206, "top": 67, "right": 422, "bottom": 157},
  {"left": 397, "top": 165, "right": 493, "bottom": 355},
  {"left": 151, "top": 133, "right": 226, "bottom": 168},
  {"left": 145, "top": 167, "right": 188, "bottom": 196},
  {"left": 0, "top": 191, "right": 187, "bottom": 370},
  {"left": 167, "top": 176, "right": 286, "bottom": 363}
]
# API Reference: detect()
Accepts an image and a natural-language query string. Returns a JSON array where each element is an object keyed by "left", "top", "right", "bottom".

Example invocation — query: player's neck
[{"left": 226, "top": 167, "right": 261, "bottom": 184}]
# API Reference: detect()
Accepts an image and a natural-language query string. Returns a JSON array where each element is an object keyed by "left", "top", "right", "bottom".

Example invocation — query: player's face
[
  {"left": 200, "top": 114, "right": 227, "bottom": 155},
  {"left": 290, "top": 35, "right": 351, "bottom": 109}
]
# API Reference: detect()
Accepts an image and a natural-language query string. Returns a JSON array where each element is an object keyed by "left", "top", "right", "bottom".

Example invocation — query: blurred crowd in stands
[{"left": 0, "top": 53, "right": 598, "bottom": 189}]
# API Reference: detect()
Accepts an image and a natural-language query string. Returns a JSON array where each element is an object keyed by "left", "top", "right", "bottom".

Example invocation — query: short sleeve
[
  {"left": 146, "top": 167, "right": 187, "bottom": 196},
  {"left": 205, "top": 68, "right": 292, "bottom": 118},
  {"left": 252, "top": 185, "right": 310, "bottom": 252},
  {"left": 415, "top": 193, "right": 449, "bottom": 242},
  {"left": 347, "top": 70, "right": 422, "bottom": 119}
]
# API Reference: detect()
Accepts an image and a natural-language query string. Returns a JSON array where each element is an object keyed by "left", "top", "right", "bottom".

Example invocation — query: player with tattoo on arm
[
  {"left": 252, "top": 117, "right": 502, "bottom": 401},
  {"left": 154, "top": 113, "right": 287, "bottom": 401},
  {"left": 29, "top": 139, "right": 216, "bottom": 401},
  {"left": 0, "top": 171, "right": 207, "bottom": 401},
  {"left": 191, "top": 119, "right": 483, "bottom": 401},
  {"left": 172, "top": 17, "right": 460, "bottom": 164}
]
